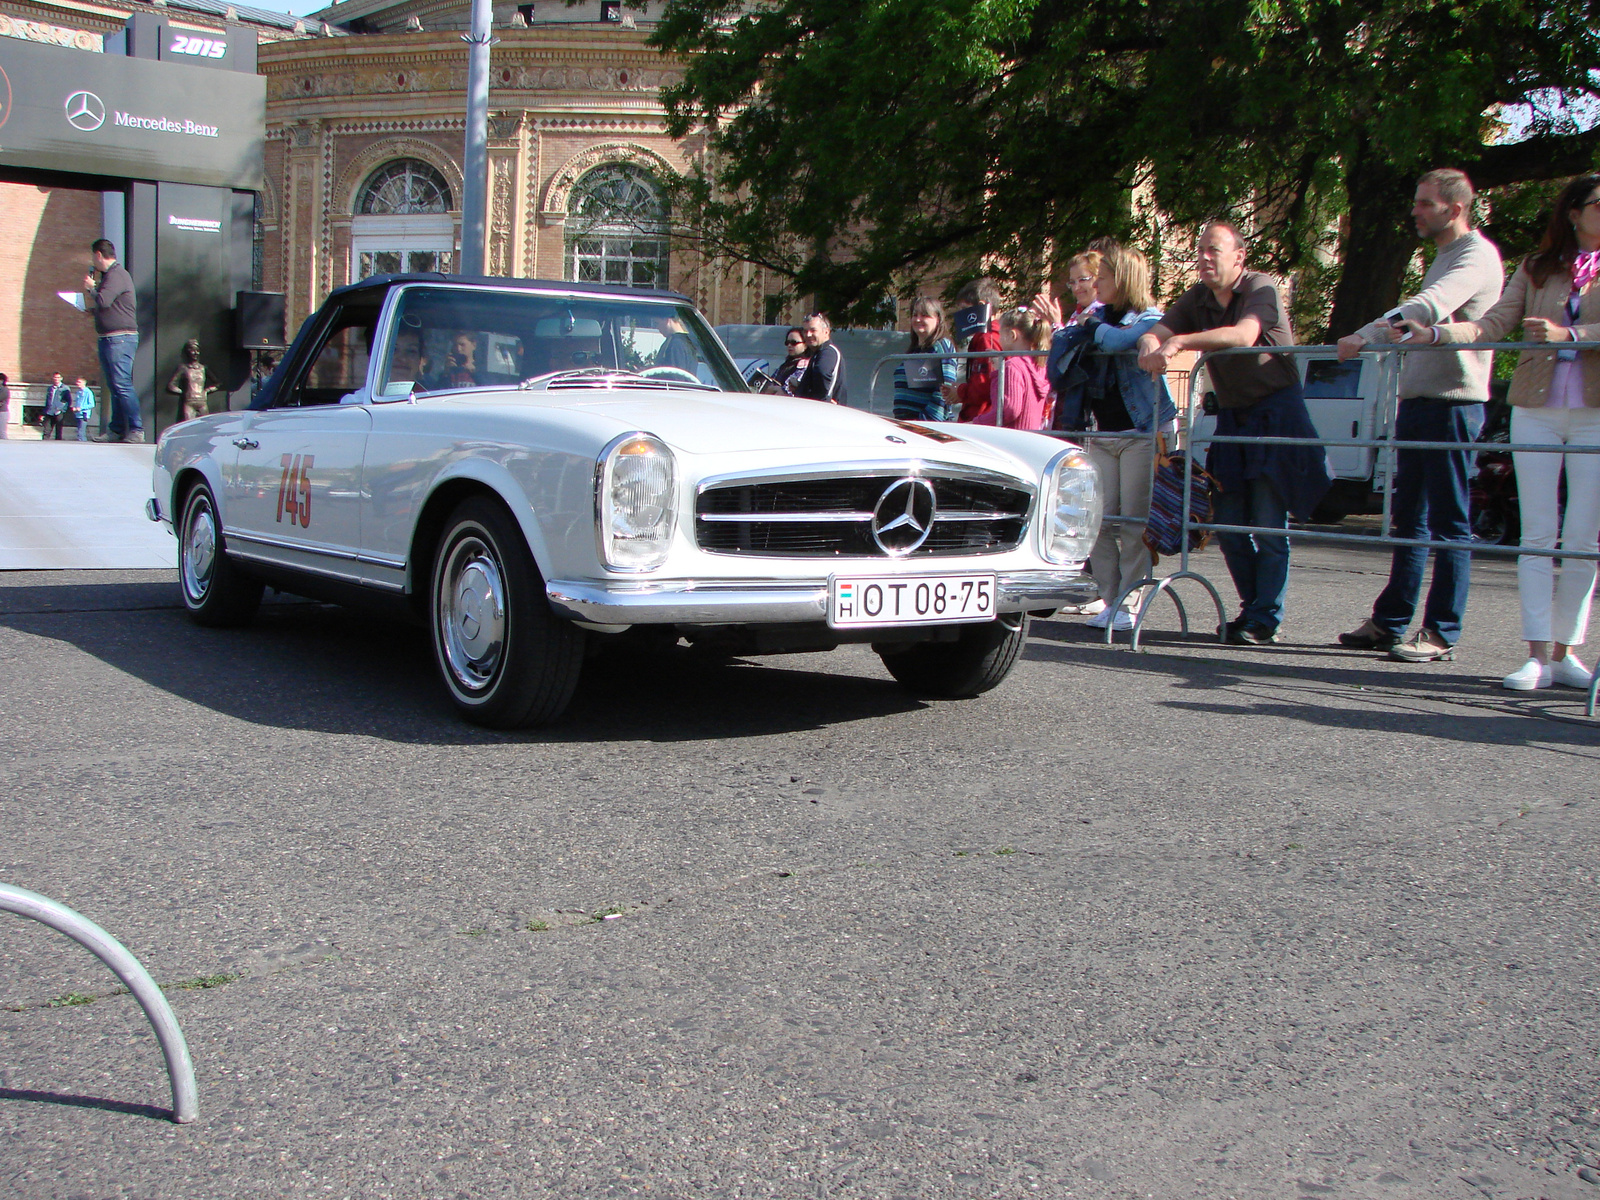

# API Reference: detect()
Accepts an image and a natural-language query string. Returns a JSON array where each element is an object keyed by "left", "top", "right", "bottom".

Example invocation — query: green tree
[{"left": 651, "top": 0, "right": 1600, "bottom": 334}]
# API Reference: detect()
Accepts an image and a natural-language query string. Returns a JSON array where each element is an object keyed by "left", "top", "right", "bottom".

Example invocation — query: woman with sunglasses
[
  {"left": 1400, "top": 174, "right": 1600, "bottom": 690},
  {"left": 771, "top": 327, "right": 810, "bottom": 395}
]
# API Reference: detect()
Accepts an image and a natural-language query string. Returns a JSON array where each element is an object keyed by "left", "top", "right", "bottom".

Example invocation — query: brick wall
[{"left": 0, "top": 180, "right": 104, "bottom": 388}]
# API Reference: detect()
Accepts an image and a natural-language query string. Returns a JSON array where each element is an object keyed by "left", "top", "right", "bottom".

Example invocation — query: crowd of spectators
[{"left": 790, "top": 167, "right": 1600, "bottom": 688}]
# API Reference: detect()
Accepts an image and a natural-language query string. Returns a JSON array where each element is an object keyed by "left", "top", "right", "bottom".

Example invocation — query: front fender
[
  {"left": 412, "top": 457, "right": 557, "bottom": 589},
  {"left": 157, "top": 446, "right": 230, "bottom": 534}
]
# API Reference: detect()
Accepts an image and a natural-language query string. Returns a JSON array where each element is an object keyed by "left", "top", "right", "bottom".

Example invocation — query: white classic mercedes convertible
[{"left": 150, "top": 276, "right": 1101, "bottom": 727}]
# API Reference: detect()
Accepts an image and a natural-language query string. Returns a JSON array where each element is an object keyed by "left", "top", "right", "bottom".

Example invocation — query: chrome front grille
[{"left": 695, "top": 472, "right": 1031, "bottom": 557}]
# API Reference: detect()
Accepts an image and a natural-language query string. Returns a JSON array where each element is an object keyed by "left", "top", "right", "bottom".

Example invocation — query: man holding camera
[{"left": 1334, "top": 168, "right": 1504, "bottom": 662}]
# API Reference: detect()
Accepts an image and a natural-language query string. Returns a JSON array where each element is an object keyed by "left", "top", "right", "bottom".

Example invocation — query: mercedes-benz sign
[
  {"left": 64, "top": 90, "right": 105, "bottom": 132},
  {"left": 871, "top": 478, "right": 938, "bottom": 556}
]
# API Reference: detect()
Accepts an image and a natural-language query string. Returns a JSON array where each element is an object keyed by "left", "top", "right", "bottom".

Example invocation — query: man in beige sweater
[{"left": 1334, "top": 168, "right": 1504, "bottom": 663}]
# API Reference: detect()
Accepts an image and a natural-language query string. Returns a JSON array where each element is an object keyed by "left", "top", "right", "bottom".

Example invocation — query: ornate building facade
[
  {"left": 260, "top": 0, "right": 776, "bottom": 336},
  {"left": 0, "top": 0, "right": 776, "bottom": 411}
]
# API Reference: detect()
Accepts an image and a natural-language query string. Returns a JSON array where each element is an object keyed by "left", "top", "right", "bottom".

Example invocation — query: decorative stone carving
[
  {"left": 488, "top": 153, "right": 515, "bottom": 277},
  {"left": 0, "top": 14, "right": 101, "bottom": 50},
  {"left": 488, "top": 112, "right": 523, "bottom": 143}
]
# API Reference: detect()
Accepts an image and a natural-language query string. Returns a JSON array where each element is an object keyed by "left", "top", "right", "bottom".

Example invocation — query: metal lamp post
[{"left": 458, "top": 0, "right": 495, "bottom": 275}]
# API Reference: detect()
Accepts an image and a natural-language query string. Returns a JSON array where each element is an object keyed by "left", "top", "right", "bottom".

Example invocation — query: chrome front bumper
[{"left": 544, "top": 569, "right": 1096, "bottom": 626}]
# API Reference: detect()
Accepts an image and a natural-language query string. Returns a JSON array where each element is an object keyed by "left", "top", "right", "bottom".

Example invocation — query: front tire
[
  {"left": 430, "top": 496, "right": 584, "bottom": 729},
  {"left": 876, "top": 615, "right": 1030, "bottom": 698},
  {"left": 177, "top": 482, "right": 262, "bottom": 627}
]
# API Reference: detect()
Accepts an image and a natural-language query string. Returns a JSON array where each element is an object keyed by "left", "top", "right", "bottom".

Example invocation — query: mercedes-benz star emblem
[
  {"left": 64, "top": 91, "right": 106, "bottom": 132},
  {"left": 871, "top": 477, "right": 937, "bottom": 556}
]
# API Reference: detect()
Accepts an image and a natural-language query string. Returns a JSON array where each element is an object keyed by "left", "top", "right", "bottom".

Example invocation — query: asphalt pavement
[{"left": 1, "top": 541, "right": 1598, "bottom": 1199}]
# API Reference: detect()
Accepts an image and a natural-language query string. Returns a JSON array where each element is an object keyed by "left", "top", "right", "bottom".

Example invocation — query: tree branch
[{"left": 1462, "top": 128, "right": 1600, "bottom": 190}]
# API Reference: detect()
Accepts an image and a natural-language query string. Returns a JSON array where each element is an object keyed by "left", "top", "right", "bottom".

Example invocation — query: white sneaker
[
  {"left": 1502, "top": 659, "right": 1553, "bottom": 691},
  {"left": 1550, "top": 655, "right": 1594, "bottom": 689},
  {"left": 1086, "top": 608, "right": 1113, "bottom": 629},
  {"left": 1110, "top": 610, "right": 1136, "bottom": 632},
  {"left": 1062, "top": 599, "right": 1106, "bottom": 616}
]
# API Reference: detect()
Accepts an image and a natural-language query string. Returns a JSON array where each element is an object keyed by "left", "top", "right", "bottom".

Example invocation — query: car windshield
[{"left": 374, "top": 286, "right": 747, "bottom": 398}]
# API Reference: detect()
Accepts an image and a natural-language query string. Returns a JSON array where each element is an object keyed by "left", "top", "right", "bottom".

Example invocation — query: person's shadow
[{"left": 1027, "top": 617, "right": 1600, "bottom": 751}]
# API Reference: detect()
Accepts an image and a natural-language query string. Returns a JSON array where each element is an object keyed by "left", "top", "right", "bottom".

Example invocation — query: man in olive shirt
[
  {"left": 1138, "top": 221, "right": 1330, "bottom": 643},
  {"left": 83, "top": 238, "right": 143, "bottom": 444}
]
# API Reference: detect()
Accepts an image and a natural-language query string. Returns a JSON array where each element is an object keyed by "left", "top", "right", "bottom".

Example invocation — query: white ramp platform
[{"left": 0, "top": 442, "right": 176, "bottom": 570}]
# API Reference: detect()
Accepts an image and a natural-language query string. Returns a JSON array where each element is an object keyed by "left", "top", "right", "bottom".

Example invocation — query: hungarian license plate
[{"left": 828, "top": 573, "right": 997, "bottom": 629}]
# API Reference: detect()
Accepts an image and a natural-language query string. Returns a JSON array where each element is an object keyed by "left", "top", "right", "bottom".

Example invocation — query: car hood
[{"left": 548, "top": 389, "right": 1023, "bottom": 470}]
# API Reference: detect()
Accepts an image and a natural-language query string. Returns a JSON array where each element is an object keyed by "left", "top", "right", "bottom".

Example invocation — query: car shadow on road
[
  {"left": 0, "top": 580, "right": 924, "bottom": 744},
  {"left": 1027, "top": 620, "right": 1600, "bottom": 750}
]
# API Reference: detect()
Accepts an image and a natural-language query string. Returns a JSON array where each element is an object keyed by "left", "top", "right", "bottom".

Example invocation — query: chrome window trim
[{"left": 369, "top": 282, "right": 747, "bottom": 402}]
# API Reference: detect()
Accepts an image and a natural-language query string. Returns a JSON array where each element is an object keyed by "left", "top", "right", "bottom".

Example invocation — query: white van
[{"left": 1189, "top": 351, "right": 1394, "bottom": 522}]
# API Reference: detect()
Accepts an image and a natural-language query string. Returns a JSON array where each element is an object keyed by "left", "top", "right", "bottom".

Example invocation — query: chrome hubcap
[
  {"left": 438, "top": 534, "right": 506, "bottom": 692},
  {"left": 182, "top": 501, "right": 216, "bottom": 602}
]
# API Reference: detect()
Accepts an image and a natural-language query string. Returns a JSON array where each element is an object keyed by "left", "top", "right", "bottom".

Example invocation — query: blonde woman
[
  {"left": 1402, "top": 173, "right": 1600, "bottom": 690},
  {"left": 1033, "top": 251, "right": 1105, "bottom": 330},
  {"left": 1079, "top": 246, "right": 1179, "bottom": 630}
]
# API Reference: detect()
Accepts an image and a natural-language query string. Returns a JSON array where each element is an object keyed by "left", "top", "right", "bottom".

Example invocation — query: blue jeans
[
  {"left": 1371, "top": 398, "right": 1483, "bottom": 645},
  {"left": 1214, "top": 474, "right": 1291, "bottom": 631},
  {"left": 97, "top": 333, "right": 140, "bottom": 436}
]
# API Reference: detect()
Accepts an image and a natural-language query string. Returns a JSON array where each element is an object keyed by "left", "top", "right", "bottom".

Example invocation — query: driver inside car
[
  {"left": 653, "top": 313, "right": 700, "bottom": 376},
  {"left": 387, "top": 327, "right": 425, "bottom": 393}
]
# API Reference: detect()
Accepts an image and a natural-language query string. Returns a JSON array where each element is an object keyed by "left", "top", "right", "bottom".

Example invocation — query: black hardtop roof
[{"left": 326, "top": 273, "right": 695, "bottom": 306}]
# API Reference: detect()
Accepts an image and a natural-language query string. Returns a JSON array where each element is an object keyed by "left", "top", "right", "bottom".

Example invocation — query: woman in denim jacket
[{"left": 1077, "top": 246, "right": 1179, "bottom": 630}]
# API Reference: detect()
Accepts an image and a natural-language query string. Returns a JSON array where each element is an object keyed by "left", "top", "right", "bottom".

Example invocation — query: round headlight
[
  {"left": 1042, "top": 447, "right": 1102, "bottom": 564},
  {"left": 597, "top": 432, "right": 676, "bottom": 571}
]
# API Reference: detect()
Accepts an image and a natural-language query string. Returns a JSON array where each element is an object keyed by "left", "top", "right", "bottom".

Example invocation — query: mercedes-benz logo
[
  {"left": 64, "top": 91, "right": 105, "bottom": 132},
  {"left": 871, "top": 477, "right": 937, "bottom": 556}
]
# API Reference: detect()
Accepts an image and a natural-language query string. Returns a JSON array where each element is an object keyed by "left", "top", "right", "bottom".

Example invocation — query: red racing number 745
[{"left": 276, "top": 453, "right": 313, "bottom": 528}]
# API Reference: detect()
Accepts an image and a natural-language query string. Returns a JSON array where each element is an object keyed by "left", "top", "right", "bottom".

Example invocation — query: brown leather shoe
[
  {"left": 1338, "top": 619, "right": 1401, "bottom": 651},
  {"left": 1388, "top": 629, "right": 1454, "bottom": 662}
]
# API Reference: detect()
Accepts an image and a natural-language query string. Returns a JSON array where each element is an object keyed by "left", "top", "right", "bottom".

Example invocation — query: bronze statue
[{"left": 167, "top": 339, "right": 219, "bottom": 422}]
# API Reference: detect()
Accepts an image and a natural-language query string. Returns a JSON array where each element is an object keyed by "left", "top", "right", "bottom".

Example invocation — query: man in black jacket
[
  {"left": 83, "top": 239, "right": 143, "bottom": 444},
  {"left": 795, "top": 313, "right": 847, "bottom": 404}
]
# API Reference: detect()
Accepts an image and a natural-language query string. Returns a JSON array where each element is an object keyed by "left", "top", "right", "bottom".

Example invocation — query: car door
[{"left": 224, "top": 298, "right": 380, "bottom": 583}]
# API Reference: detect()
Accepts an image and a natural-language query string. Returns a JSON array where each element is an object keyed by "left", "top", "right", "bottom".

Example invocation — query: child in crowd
[
  {"left": 994, "top": 308, "right": 1053, "bottom": 430},
  {"left": 893, "top": 297, "right": 957, "bottom": 420},
  {"left": 951, "top": 277, "right": 1005, "bottom": 422}
]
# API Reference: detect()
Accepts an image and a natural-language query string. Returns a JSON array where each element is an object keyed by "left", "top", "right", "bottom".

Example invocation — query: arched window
[
  {"left": 357, "top": 160, "right": 452, "bottom": 215},
  {"left": 352, "top": 159, "right": 456, "bottom": 280},
  {"left": 565, "top": 163, "right": 669, "bottom": 289}
]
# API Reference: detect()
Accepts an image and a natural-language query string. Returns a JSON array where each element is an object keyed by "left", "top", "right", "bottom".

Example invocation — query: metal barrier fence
[
  {"left": 0, "top": 882, "right": 198, "bottom": 1123},
  {"left": 1166, "top": 340, "right": 1600, "bottom": 716},
  {"left": 868, "top": 341, "right": 1600, "bottom": 718}
]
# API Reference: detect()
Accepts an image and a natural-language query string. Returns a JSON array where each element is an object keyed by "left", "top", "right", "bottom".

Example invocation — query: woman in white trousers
[{"left": 1407, "top": 173, "right": 1600, "bottom": 690}]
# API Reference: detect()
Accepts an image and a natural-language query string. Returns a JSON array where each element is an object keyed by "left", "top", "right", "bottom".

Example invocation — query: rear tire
[
  {"left": 876, "top": 615, "right": 1030, "bottom": 698},
  {"left": 177, "top": 482, "right": 262, "bottom": 627},
  {"left": 430, "top": 496, "right": 584, "bottom": 728}
]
